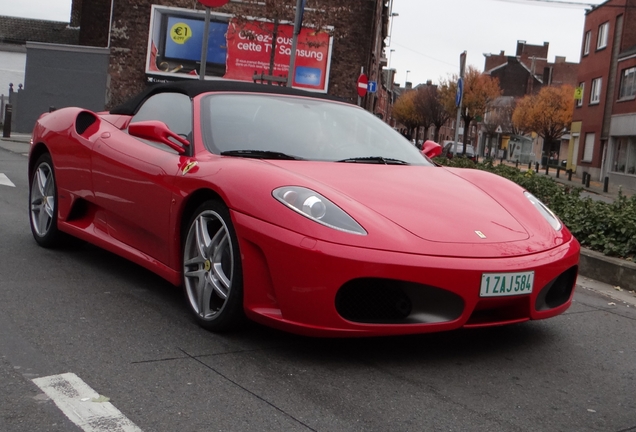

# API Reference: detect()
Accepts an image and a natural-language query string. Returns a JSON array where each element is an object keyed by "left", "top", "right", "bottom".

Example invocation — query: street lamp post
[
  {"left": 387, "top": 12, "right": 399, "bottom": 46},
  {"left": 405, "top": 70, "right": 410, "bottom": 87},
  {"left": 388, "top": 49, "right": 395, "bottom": 68}
]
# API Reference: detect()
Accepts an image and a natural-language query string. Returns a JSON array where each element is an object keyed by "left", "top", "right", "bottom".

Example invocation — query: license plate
[{"left": 480, "top": 271, "right": 534, "bottom": 297}]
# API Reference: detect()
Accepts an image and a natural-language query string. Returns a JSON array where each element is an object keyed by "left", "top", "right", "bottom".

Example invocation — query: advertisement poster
[{"left": 145, "top": 5, "right": 333, "bottom": 93}]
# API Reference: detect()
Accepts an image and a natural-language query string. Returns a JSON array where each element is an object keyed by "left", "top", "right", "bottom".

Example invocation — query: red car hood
[{"left": 268, "top": 162, "right": 529, "bottom": 244}]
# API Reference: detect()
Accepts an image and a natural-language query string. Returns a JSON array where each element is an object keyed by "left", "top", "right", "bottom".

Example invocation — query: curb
[{"left": 579, "top": 248, "right": 636, "bottom": 291}]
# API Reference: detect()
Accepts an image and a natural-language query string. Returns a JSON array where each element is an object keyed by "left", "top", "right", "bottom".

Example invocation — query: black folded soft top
[{"left": 110, "top": 79, "right": 344, "bottom": 116}]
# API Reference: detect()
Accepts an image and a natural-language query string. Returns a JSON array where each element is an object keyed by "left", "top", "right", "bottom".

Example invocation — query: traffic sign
[
  {"left": 367, "top": 81, "right": 377, "bottom": 93},
  {"left": 357, "top": 73, "right": 368, "bottom": 97},
  {"left": 455, "top": 78, "right": 463, "bottom": 107},
  {"left": 197, "top": 0, "right": 230, "bottom": 7}
]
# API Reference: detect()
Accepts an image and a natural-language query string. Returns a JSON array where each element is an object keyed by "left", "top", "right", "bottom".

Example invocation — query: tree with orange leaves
[
  {"left": 392, "top": 90, "right": 426, "bottom": 138},
  {"left": 512, "top": 85, "right": 574, "bottom": 162},
  {"left": 439, "top": 65, "right": 501, "bottom": 155}
]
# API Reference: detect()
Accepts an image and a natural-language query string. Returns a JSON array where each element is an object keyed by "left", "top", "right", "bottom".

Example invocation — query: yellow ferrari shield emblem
[{"left": 182, "top": 161, "right": 198, "bottom": 176}]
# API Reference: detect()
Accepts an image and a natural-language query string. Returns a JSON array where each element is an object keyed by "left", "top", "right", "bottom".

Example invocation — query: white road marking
[
  {"left": 32, "top": 373, "right": 143, "bottom": 432},
  {"left": 0, "top": 173, "right": 15, "bottom": 187}
]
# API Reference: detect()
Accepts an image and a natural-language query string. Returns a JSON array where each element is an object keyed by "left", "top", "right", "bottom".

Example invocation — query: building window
[
  {"left": 612, "top": 137, "right": 636, "bottom": 175},
  {"left": 583, "top": 133, "right": 595, "bottom": 162},
  {"left": 583, "top": 31, "right": 591, "bottom": 55},
  {"left": 576, "top": 82, "right": 585, "bottom": 107},
  {"left": 597, "top": 22, "right": 609, "bottom": 50},
  {"left": 590, "top": 77, "right": 602, "bottom": 104},
  {"left": 619, "top": 67, "right": 636, "bottom": 100}
]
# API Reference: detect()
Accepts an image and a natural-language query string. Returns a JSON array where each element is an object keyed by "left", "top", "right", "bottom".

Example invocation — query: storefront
[{"left": 607, "top": 113, "right": 636, "bottom": 190}]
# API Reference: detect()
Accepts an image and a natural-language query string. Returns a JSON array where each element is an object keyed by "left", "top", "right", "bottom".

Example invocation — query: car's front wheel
[
  {"left": 29, "top": 153, "right": 64, "bottom": 248},
  {"left": 182, "top": 200, "right": 244, "bottom": 332}
]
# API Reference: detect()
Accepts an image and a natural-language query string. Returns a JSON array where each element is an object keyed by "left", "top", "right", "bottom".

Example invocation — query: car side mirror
[
  {"left": 128, "top": 120, "right": 190, "bottom": 154},
  {"left": 421, "top": 140, "right": 442, "bottom": 158}
]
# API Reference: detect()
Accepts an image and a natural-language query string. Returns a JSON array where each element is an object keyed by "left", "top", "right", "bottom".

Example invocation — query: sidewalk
[
  {"left": 0, "top": 132, "right": 31, "bottom": 154},
  {"left": 499, "top": 159, "right": 635, "bottom": 203}
]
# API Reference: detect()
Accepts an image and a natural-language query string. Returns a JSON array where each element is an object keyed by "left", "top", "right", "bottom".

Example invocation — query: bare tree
[
  {"left": 413, "top": 85, "right": 450, "bottom": 143},
  {"left": 482, "top": 96, "right": 518, "bottom": 157}
]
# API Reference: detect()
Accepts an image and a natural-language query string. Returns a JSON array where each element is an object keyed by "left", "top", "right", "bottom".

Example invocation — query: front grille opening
[
  {"left": 535, "top": 266, "right": 578, "bottom": 311},
  {"left": 335, "top": 278, "right": 464, "bottom": 324}
]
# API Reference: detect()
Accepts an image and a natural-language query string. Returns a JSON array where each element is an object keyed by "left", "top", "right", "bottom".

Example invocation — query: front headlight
[
  {"left": 273, "top": 186, "right": 367, "bottom": 235},
  {"left": 524, "top": 191, "right": 562, "bottom": 231}
]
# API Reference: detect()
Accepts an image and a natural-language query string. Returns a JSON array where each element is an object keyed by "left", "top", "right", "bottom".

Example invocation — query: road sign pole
[
  {"left": 199, "top": 7, "right": 211, "bottom": 80},
  {"left": 196, "top": 0, "right": 230, "bottom": 80},
  {"left": 287, "top": 0, "right": 305, "bottom": 87},
  {"left": 453, "top": 51, "right": 467, "bottom": 156}
]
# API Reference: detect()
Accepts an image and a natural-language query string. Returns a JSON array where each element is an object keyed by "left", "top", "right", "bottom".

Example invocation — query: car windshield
[{"left": 200, "top": 93, "right": 432, "bottom": 166}]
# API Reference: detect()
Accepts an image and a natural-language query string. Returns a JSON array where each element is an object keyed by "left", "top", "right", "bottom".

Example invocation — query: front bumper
[{"left": 233, "top": 211, "right": 580, "bottom": 337}]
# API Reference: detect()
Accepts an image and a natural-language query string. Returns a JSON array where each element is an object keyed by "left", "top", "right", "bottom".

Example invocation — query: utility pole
[
  {"left": 452, "top": 51, "right": 467, "bottom": 156},
  {"left": 287, "top": 0, "right": 306, "bottom": 87}
]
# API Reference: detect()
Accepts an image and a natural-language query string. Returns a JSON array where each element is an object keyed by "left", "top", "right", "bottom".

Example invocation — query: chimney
[
  {"left": 405, "top": 82, "right": 412, "bottom": 90},
  {"left": 70, "top": 0, "right": 82, "bottom": 26}
]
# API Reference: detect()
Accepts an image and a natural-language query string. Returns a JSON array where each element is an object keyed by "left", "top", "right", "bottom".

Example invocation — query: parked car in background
[{"left": 442, "top": 141, "right": 476, "bottom": 161}]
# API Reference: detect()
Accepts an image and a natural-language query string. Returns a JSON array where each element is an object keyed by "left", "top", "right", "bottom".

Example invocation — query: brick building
[
  {"left": 69, "top": 0, "right": 389, "bottom": 109},
  {"left": 479, "top": 40, "right": 578, "bottom": 162},
  {"left": 483, "top": 41, "right": 579, "bottom": 97},
  {"left": 571, "top": 0, "right": 636, "bottom": 190}
]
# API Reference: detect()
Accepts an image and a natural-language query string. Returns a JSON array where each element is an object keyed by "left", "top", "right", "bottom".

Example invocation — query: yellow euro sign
[{"left": 170, "top": 22, "right": 192, "bottom": 45}]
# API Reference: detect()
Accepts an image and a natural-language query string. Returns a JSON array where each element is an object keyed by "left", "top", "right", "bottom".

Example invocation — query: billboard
[{"left": 145, "top": 5, "right": 333, "bottom": 93}]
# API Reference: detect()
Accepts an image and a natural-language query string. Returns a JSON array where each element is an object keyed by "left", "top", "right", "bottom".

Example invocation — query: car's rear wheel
[
  {"left": 182, "top": 200, "right": 244, "bottom": 331},
  {"left": 29, "top": 153, "right": 64, "bottom": 248}
]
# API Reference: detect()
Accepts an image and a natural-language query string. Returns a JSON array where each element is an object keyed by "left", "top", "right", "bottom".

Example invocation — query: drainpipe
[{"left": 107, "top": 0, "right": 115, "bottom": 48}]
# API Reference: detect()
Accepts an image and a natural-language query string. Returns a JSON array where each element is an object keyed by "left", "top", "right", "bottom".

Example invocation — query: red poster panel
[
  {"left": 224, "top": 19, "right": 331, "bottom": 92},
  {"left": 144, "top": 7, "right": 333, "bottom": 92}
]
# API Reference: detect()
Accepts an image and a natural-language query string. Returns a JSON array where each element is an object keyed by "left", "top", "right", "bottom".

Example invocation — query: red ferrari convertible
[{"left": 28, "top": 81, "right": 580, "bottom": 337}]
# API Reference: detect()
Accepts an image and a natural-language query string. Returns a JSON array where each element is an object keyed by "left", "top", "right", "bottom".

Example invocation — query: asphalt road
[{"left": 1, "top": 146, "right": 635, "bottom": 432}]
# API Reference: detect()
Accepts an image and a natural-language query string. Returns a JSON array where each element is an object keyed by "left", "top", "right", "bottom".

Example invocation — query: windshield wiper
[
  {"left": 220, "top": 150, "right": 303, "bottom": 160},
  {"left": 337, "top": 156, "right": 409, "bottom": 165}
]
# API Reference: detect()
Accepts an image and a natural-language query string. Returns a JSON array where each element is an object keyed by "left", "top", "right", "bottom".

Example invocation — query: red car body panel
[
  {"left": 28, "top": 87, "right": 580, "bottom": 337},
  {"left": 234, "top": 210, "right": 579, "bottom": 337}
]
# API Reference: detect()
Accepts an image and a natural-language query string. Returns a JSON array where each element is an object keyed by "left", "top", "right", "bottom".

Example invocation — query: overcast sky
[
  {"left": 389, "top": 0, "right": 604, "bottom": 86},
  {"left": 0, "top": 0, "right": 605, "bottom": 86}
]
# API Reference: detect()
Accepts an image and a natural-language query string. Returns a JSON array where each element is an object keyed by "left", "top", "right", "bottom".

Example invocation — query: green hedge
[{"left": 434, "top": 157, "right": 636, "bottom": 260}]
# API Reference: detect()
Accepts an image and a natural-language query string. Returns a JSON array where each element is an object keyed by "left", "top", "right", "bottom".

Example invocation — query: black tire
[
  {"left": 182, "top": 200, "right": 245, "bottom": 332},
  {"left": 29, "top": 153, "right": 65, "bottom": 248}
]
